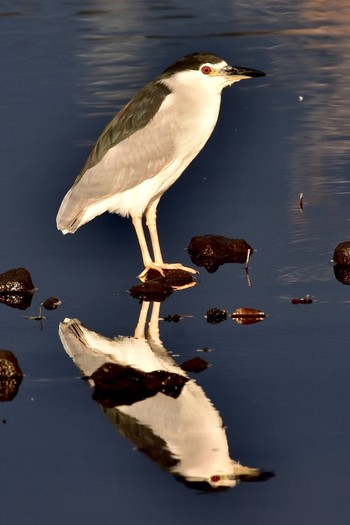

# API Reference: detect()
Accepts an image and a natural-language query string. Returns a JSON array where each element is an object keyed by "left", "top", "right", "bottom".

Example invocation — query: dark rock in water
[
  {"left": 291, "top": 295, "right": 313, "bottom": 305},
  {"left": 180, "top": 357, "right": 209, "bottom": 373},
  {"left": 0, "top": 267, "right": 34, "bottom": 293},
  {"left": 89, "top": 362, "right": 188, "bottom": 408},
  {"left": 0, "top": 268, "right": 35, "bottom": 310},
  {"left": 42, "top": 296, "right": 62, "bottom": 310},
  {"left": 205, "top": 308, "right": 227, "bottom": 324},
  {"left": 334, "top": 264, "right": 350, "bottom": 285},
  {"left": 333, "top": 241, "right": 350, "bottom": 265},
  {"left": 188, "top": 235, "right": 253, "bottom": 273},
  {"left": 0, "top": 350, "right": 23, "bottom": 402},
  {"left": 129, "top": 269, "right": 196, "bottom": 301}
]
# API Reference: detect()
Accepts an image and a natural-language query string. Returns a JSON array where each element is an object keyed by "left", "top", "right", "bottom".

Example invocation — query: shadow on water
[{"left": 59, "top": 299, "right": 273, "bottom": 492}]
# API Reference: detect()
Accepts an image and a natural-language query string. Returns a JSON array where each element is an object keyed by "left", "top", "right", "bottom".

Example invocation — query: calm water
[{"left": 2, "top": 1, "right": 350, "bottom": 523}]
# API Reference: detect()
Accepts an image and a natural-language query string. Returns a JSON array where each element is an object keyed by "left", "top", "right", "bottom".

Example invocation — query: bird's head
[{"left": 160, "top": 52, "right": 266, "bottom": 95}]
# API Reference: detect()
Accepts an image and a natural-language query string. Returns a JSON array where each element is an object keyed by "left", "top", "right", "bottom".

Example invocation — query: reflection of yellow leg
[
  {"left": 148, "top": 301, "right": 161, "bottom": 344},
  {"left": 134, "top": 300, "right": 150, "bottom": 339}
]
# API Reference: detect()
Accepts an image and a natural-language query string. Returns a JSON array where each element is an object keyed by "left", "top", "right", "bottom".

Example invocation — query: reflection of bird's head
[{"left": 159, "top": 52, "right": 266, "bottom": 96}]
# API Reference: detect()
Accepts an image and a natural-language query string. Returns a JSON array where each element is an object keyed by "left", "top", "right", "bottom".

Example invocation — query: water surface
[{"left": 2, "top": 1, "right": 350, "bottom": 524}]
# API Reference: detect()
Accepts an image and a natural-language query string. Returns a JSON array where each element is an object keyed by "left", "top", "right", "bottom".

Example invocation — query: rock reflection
[
  {"left": 129, "top": 269, "right": 197, "bottom": 301},
  {"left": 0, "top": 350, "right": 23, "bottom": 402},
  {"left": 59, "top": 301, "right": 270, "bottom": 491}
]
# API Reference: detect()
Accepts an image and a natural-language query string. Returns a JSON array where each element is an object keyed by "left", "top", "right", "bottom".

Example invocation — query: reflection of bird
[
  {"left": 56, "top": 52, "right": 265, "bottom": 277},
  {"left": 59, "top": 302, "right": 267, "bottom": 490}
]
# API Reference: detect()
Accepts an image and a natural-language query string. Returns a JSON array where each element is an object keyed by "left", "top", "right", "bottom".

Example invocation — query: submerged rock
[
  {"left": 0, "top": 268, "right": 35, "bottom": 310},
  {"left": 188, "top": 235, "right": 253, "bottom": 273},
  {"left": 0, "top": 350, "right": 23, "bottom": 402}
]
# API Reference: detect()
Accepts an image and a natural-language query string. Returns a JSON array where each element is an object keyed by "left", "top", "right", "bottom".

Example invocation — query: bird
[{"left": 56, "top": 52, "right": 265, "bottom": 278}]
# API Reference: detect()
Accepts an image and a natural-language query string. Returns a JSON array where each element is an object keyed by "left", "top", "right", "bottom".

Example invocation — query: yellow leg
[
  {"left": 131, "top": 212, "right": 167, "bottom": 278},
  {"left": 144, "top": 200, "right": 198, "bottom": 276},
  {"left": 145, "top": 199, "right": 163, "bottom": 265},
  {"left": 131, "top": 214, "right": 154, "bottom": 269}
]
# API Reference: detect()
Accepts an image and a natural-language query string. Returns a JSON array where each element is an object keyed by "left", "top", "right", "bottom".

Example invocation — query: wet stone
[
  {"left": 188, "top": 235, "right": 253, "bottom": 273},
  {"left": 0, "top": 267, "right": 34, "bottom": 294},
  {"left": 42, "top": 296, "right": 62, "bottom": 310},
  {"left": 333, "top": 241, "right": 350, "bottom": 265},
  {"left": 291, "top": 296, "right": 313, "bottom": 304},
  {"left": 0, "top": 268, "right": 35, "bottom": 310},
  {"left": 206, "top": 308, "right": 227, "bottom": 324},
  {"left": 145, "top": 268, "right": 196, "bottom": 287}
]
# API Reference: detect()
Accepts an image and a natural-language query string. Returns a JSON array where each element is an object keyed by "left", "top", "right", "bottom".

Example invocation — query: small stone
[
  {"left": 42, "top": 296, "right": 62, "bottom": 310},
  {"left": 205, "top": 308, "right": 227, "bottom": 324}
]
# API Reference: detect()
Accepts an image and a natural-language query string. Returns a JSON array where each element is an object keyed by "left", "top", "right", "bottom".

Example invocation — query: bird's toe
[{"left": 137, "top": 262, "right": 198, "bottom": 282}]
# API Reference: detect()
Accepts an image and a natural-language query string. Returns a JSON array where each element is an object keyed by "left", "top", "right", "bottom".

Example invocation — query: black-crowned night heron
[{"left": 56, "top": 52, "right": 265, "bottom": 278}]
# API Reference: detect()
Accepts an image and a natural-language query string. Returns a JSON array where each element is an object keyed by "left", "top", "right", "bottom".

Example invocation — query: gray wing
[
  {"left": 57, "top": 79, "right": 179, "bottom": 231},
  {"left": 73, "top": 79, "right": 175, "bottom": 198}
]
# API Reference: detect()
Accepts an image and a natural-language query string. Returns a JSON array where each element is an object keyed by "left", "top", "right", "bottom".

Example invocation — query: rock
[
  {"left": 333, "top": 241, "right": 350, "bottom": 265},
  {"left": 42, "top": 296, "right": 62, "bottom": 310},
  {"left": 188, "top": 235, "right": 253, "bottom": 273},
  {"left": 0, "top": 268, "right": 35, "bottom": 310},
  {"left": 205, "top": 308, "right": 227, "bottom": 324}
]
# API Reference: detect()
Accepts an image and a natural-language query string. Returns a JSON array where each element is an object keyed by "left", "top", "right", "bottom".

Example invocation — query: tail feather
[{"left": 56, "top": 187, "right": 102, "bottom": 234}]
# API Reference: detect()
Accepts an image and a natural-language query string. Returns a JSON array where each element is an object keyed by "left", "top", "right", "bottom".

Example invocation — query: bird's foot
[
  {"left": 138, "top": 262, "right": 198, "bottom": 281},
  {"left": 157, "top": 262, "right": 198, "bottom": 274}
]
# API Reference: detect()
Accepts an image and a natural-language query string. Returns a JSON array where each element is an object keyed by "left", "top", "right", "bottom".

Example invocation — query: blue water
[{"left": 2, "top": 1, "right": 350, "bottom": 524}]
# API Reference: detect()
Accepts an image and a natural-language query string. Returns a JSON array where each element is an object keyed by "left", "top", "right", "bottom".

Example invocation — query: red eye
[
  {"left": 211, "top": 475, "right": 221, "bottom": 483},
  {"left": 201, "top": 66, "right": 212, "bottom": 75}
]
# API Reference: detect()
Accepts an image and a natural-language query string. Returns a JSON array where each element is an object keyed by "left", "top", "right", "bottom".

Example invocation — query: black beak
[{"left": 224, "top": 66, "right": 266, "bottom": 78}]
